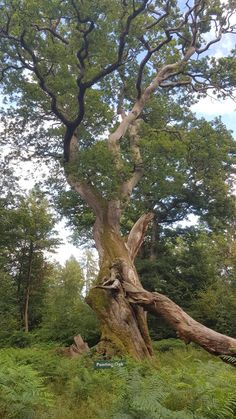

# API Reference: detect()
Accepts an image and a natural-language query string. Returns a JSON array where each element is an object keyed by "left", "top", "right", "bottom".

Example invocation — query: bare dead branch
[
  {"left": 126, "top": 212, "right": 154, "bottom": 260},
  {"left": 123, "top": 281, "right": 236, "bottom": 356}
]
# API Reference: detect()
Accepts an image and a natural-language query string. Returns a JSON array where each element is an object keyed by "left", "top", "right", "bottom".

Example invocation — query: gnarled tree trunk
[
  {"left": 86, "top": 213, "right": 236, "bottom": 358},
  {"left": 86, "top": 211, "right": 154, "bottom": 359}
]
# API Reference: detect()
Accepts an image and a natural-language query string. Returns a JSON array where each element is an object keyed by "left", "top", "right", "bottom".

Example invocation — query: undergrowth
[{"left": 0, "top": 340, "right": 235, "bottom": 419}]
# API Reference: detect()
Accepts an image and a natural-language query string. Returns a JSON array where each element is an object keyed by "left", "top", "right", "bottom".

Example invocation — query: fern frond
[{"left": 220, "top": 354, "right": 236, "bottom": 367}]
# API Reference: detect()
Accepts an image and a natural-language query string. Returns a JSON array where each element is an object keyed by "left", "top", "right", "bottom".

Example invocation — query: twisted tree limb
[{"left": 122, "top": 281, "right": 236, "bottom": 356}]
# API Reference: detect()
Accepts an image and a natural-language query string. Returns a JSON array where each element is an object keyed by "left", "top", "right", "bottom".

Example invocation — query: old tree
[{"left": 1, "top": 0, "right": 236, "bottom": 358}]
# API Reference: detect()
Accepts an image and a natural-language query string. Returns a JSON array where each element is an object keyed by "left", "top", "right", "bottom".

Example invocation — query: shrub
[{"left": 6, "top": 331, "right": 34, "bottom": 348}]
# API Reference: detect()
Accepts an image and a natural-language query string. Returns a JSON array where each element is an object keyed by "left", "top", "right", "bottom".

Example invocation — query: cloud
[
  {"left": 213, "top": 33, "right": 235, "bottom": 59},
  {"left": 191, "top": 96, "right": 236, "bottom": 116}
]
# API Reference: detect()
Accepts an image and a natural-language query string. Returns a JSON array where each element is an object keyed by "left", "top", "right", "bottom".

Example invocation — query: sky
[{"left": 192, "top": 96, "right": 236, "bottom": 137}]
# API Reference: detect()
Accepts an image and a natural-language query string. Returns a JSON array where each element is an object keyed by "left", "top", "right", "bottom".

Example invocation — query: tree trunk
[
  {"left": 23, "top": 285, "right": 30, "bottom": 333},
  {"left": 87, "top": 226, "right": 154, "bottom": 359},
  {"left": 23, "top": 241, "right": 33, "bottom": 333},
  {"left": 149, "top": 218, "right": 159, "bottom": 261},
  {"left": 66, "top": 137, "right": 236, "bottom": 359},
  {"left": 87, "top": 215, "right": 236, "bottom": 359}
]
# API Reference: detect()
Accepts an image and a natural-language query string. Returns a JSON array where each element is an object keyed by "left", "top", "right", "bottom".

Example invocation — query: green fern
[
  {"left": 1, "top": 344, "right": 236, "bottom": 419},
  {"left": 215, "top": 392, "right": 236, "bottom": 419},
  {"left": 220, "top": 354, "right": 236, "bottom": 367},
  {"left": 0, "top": 355, "right": 54, "bottom": 418}
]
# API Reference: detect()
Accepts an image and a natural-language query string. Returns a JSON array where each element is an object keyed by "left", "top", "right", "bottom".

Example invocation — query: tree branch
[
  {"left": 65, "top": 134, "right": 106, "bottom": 218},
  {"left": 18, "top": 32, "right": 71, "bottom": 127},
  {"left": 31, "top": 22, "right": 69, "bottom": 45},
  {"left": 83, "top": 0, "right": 149, "bottom": 89},
  {"left": 126, "top": 212, "right": 154, "bottom": 260},
  {"left": 136, "top": 33, "right": 172, "bottom": 98},
  {"left": 0, "top": 64, "right": 24, "bottom": 82},
  {"left": 107, "top": 44, "right": 196, "bottom": 158},
  {"left": 121, "top": 281, "right": 236, "bottom": 357},
  {"left": 121, "top": 119, "right": 144, "bottom": 200}
]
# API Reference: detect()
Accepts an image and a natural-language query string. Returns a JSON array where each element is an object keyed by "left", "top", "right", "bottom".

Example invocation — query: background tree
[
  {"left": 81, "top": 249, "right": 98, "bottom": 295},
  {"left": 0, "top": 189, "right": 59, "bottom": 335},
  {"left": 40, "top": 257, "right": 100, "bottom": 346},
  {"left": 1, "top": 0, "right": 236, "bottom": 358}
]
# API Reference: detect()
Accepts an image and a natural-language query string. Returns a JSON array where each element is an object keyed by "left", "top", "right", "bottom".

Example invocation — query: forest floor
[{"left": 0, "top": 339, "right": 235, "bottom": 419}]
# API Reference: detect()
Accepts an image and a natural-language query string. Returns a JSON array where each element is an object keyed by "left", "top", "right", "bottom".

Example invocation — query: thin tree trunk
[
  {"left": 23, "top": 241, "right": 33, "bottom": 333},
  {"left": 17, "top": 247, "right": 27, "bottom": 322},
  {"left": 149, "top": 218, "right": 159, "bottom": 261},
  {"left": 24, "top": 285, "right": 30, "bottom": 333}
]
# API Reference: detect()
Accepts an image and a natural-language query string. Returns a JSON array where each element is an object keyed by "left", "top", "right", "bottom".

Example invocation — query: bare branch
[
  {"left": 123, "top": 281, "right": 236, "bottom": 356},
  {"left": 126, "top": 212, "right": 154, "bottom": 260}
]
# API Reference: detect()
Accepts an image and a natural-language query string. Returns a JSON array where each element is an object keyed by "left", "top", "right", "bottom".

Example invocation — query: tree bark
[
  {"left": 113, "top": 282, "right": 236, "bottom": 355},
  {"left": 23, "top": 285, "right": 30, "bottom": 333},
  {"left": 122, "top": 282, "right": 236, "bottom": 356}
]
